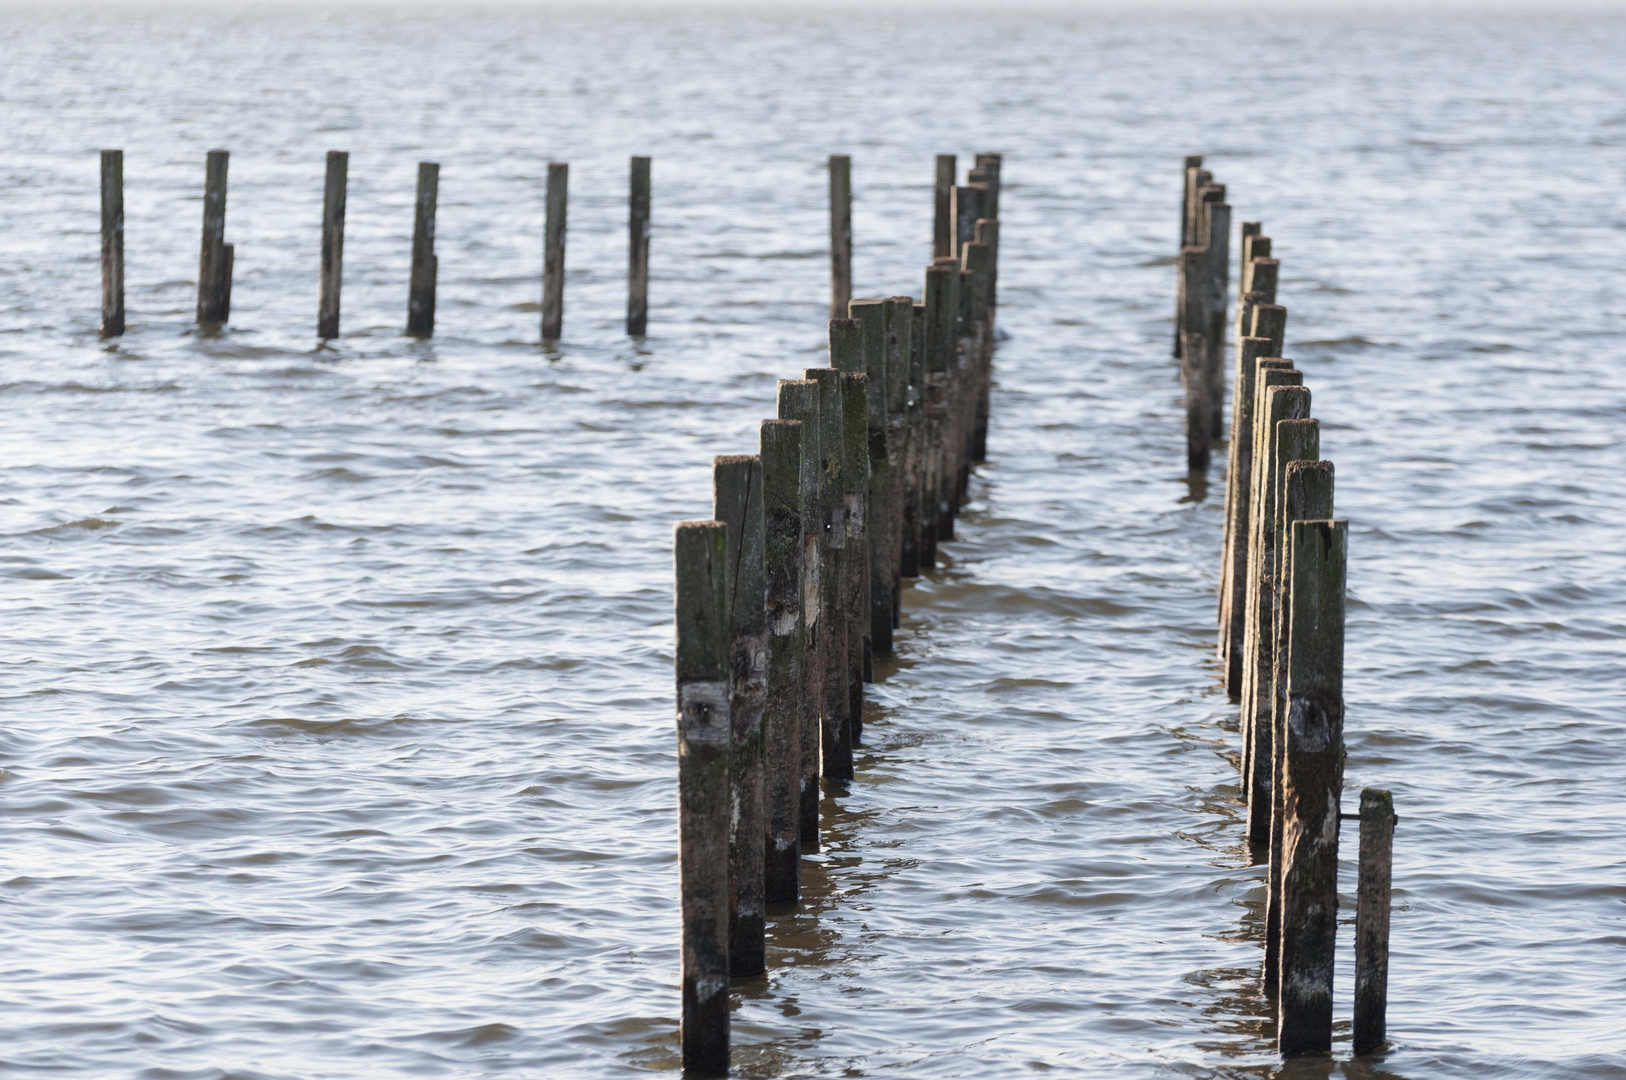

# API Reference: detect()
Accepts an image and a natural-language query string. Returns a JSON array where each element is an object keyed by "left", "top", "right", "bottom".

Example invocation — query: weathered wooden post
[
  {"left": 1219, "top": 344, "right": 1291, "bottom": 696},
  {"left": 196, "top": 149, "right": 232, "bottom": 326},
  {"left": 802, "top": 367, "right": 852, "bottom": 780},
  {"left": 1173, "top": 155, "right": 1204, "bottom": 357},
  {"left": 974, "top": 217, "right": 1000, "bottom": 341},
  {"left": 318, "top": 150, "right": 347, "bottom": 340},
  {"left": 829, "top": 155, "right": 852, "bottom": 320},
  {"left": 760, "top": 419, "right": 805, "bottom": 902},
  {"left": 921, "top": 263, "right": 956, "bottom": 566},
  {"left": 673, "top": 519, "right": 731, "bottom": 1077},
  {"left": 964, "top": 240, "right": 995, "bottom": 465},
  {"left": 933, "top": 154, "right": 956, "bottom": 259},
  {"left": 886, "top": 295, "right": 914, "bottom": 616},
  {"left": 1178, "top": 243, "right": 1212, "bottom": 469},
  {"left": 1241, "top": 379, "right": 1309, "bottom": 847},
  {"left": 776, "top": 379, "right": 825, "bottom": 847},
  {"left": 841, "top": 372, "right": 871, "bottom": 729},
  {"left": 974, "top": 152, "right": 1001, "bottom": 220},
  {"left": 628, "top": 156, "right": 651, "bottom": 336},
  {"left": 1267, "top": 458, "right": 1334, "bottom": 988},
  {"left": 406, "top": 162, "right": 439, "bottom": 337},
  {"left": 1253, "top": 303, "right": 1287, "bottom": 360},
  {"left": 99, "top": 149, "right": 124, "bottom": 338},
  {"left": 1354, "top": 787, "right": 1396, "bottom": 1056},
  {"left": 542, "top": 161, "right": 568, "bottom": 343},
  {"left": 713, "top": 455, "right": 768, "bottom": 977},
  {"left": 848, "top": 299, "right": 893, "bottom": 660},
  {"left": 1277, "top": 517, "right": 1347, "bottom": 1056},
  {"left": 951, "top": 184, "right": 982, "bottom": 259},
  {"left": 1202, "top": 192, "right": 1231, "bottom": 440}
]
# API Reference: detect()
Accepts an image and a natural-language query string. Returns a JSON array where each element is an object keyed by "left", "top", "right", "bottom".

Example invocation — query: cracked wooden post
[
  {"left": 1267, "top": 458, "right": 1334, "bottom": 988},
  {"left": 1354, "top": 787, "right": 1396, "bottom": 1056},
  {"left": 318, "top": 150, "right": 348, "bottom": 340},
  {"left": 628, "top": 156, "right": 651, "bottom": 336},
  {"left": 713, "top": 455, "right": 767, "bottom": 978},
  {"left": 674, "top": 520, "right": 730, "bottom": 1077},
  {"left": 760, "top": 419, "right": 804, "bottom": 903},
  {"left": 1242, "top": 379, "right": 1309, "bottom": 849},
  {"left": 829, "top": 155, "right": 852, "bottom": 320},
  {"left": 542, "top": 161, "right": 568, "bottom": 343},
  {"left": 776, "top": 379, "right": 825, "bottom": 847},
  {"left": 849, "top": 299, "right": 893, "bottom": 660},
  {"left": 406, "top": 162, "right": 439, "bottom": 337},
  {"left": 99, "top": 149, "right": 124, "bottom": 338},
  {"left": 196, "top": 149, "right": 231, "bottom": 326},
  {"left": 933, "top": 154, "right": 956, "bottom": 259},
  {"left": 1276, "top": 517, "right": 1347, "bottom": 1056},
  {"left": 802, "top": 367, "right": 852, "bottom": 780}
]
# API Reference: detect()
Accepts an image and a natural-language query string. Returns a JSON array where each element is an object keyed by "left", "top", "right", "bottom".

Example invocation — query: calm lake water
[{"left": 2, "top": 3, "right": 1624, "bottom": 1077}]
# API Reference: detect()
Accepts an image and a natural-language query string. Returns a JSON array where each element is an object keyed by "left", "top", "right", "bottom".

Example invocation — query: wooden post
[
  {"left": 99, "top": 149, "right": 124, "bottom": 338},
  {"left": 1252, "top": 303, "right": 1287, "bottom": 360},
  {"left": 1238, "top": 222, "right": 1261, "bottom": 288},
  {"left": 1221, "top": 348, "right": 1294, "bottom": 698},
  {"left": 1277, "top": 517, "right": 1347, "bottom": 1056},
  {"left": 1241, "top": 379, "right": 1309, "bottom": 850},
  {"left": 196, "top": 149, "right": 230, "bottom": 326},
  {"left": 802, "top": 367, "right": 852, "bottom": 780},
  {"left": 951, "top": 184, "right": 982, "bottom": 260},
  {"left": 713, "top": 454, "right": 768, "bottom": 977},
  {"left": 1354, "top": 787, "right": 1396, "bottom": 1056},
  {"left": 1267, "top": 459, "right": 1334, "bottom": 988},
  {"left": 406, "top": 162, "right": 439, "bottom": 337},
  {"left": 849, "top": 299, "right": 893, "bottom": 659},
  {"left": 886, "top": 296, "right": 914, "bottom": 623},
  {"left": 964, "top": 240, "right": 994, "bottom": 463},
  {"left": 776, "top": 379, "right": 825, "bottom": 847},
  {"left": 760, "top": 419, "right": 804, "bottom": 903},
  {"left": 674, "top": 520, "right": 731, "bottom": 1077},
  {"left": 841, "top": 371, "right": 870, "bottom": 730},
  {"left": 542, "top": 161, "right": 568, "bottom": 343},
  {"left": 1203, "top": 195, "right": 1231, "bottom": 440},
  {"left": 1178, "top": 245, "right": 1211, "bottom": 470},
  {"left": 627, "top": 156, "right": 651, "bottom": 336},
  {"left": 1173, "top": 156, "right": 1205, "bottom": 358},
  {"left": 902, "top": 301, "right": 926, "bottom": 580},
  {"left": 318, "top": 150, "right": 347, "bottom": 340},
  {"left": 974, "top": 152, "right": 1001, "bottom": 220},
  {"left": 829, "top": 155, "right": 852, "bottom": 320},
  {"left": 921, "top": 264, "right": 956, "bottom": 567},
  {"left": 933, "top": 154, "right": 956, "bottom": 259},
  {"left": 974, "top": 217, "right": 1000, "bottom": 331}
]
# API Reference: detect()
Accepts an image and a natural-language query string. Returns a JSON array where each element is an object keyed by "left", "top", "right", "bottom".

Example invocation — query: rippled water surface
[{"left": 3, "top": 4, "right": 1625, "bottom": 1077}]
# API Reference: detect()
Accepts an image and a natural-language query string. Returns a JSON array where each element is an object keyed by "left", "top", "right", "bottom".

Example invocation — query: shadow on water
[{"left": 1180, "top": 461, "right": 1213, "bottom": 505}]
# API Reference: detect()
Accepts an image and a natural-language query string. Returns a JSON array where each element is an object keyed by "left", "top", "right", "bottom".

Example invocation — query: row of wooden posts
[
  {"left": 95, "top": 149, "right": 652, "bottom": 340},
  {"left": 673, "top": 151, "right": 1002, "bottom": 1076},
  {"left": 1183, "top": 156, "right": 1397, "bottom": 1058}
]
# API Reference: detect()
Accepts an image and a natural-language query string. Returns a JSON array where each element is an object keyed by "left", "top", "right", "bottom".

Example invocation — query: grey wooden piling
[
  {"left": 1276, "top": 517, "right": 1347, "bottom": 1056},
  {"left": 1178, "top": 155, "right": 1202, "bottom": 250},
  {"left": 902, "top": 301, "right": 926, "bottom": 578},
  {"left": 628, "top": 156, "right": 651, "bottom": 336},
  {"left": 196, "top": 149, "right": 231, "bottom": 326},
  {"left": 951, "top": 184, "right": 982, "bottom": 259},
  {"left": 841, "top": 371, "right": 871, "bottom": 732},
  {"left": 318, "top": 150, "right": 348, "bottom": 341},
  {"left": 99, "top": 149, "right": 124, "bottom": 338},
  {"left": 1220, "top": 347, "right": 1294, "bottom": 698},
  {"left": 406, "top": 162, "right": 439, "bottom": 337},
  {"left": 760, "top": 419, "right": 805, "bottom": 903},
  {"left": 886, "top": 296, "right": 914, "bottom": 616},
  {"left": 1173, "top": 159, "right": 1208, "bottom": 358},
  {"left": 714, "top": 454, "right": 768, "bottom": 977},
  {"left": 802, "top": 367, "right": 853, "bottom": 780},
  {"left": 1354, "top": 787, "right": 1396, "bottom": 1056},
  {"left": 542, "top": 161, "right": 568, "bottom": 343},
  {"left": 974, "top": 152, "right": 1001, "bottom": 221},
  {"left": 933, "top": 154, "right": 956, "bottom": 259},
  {"left": 1178, "top": 245, "right": 1212, "bottom": 470},
  {"left": 964, "top": 240, "right": 995, "bottom": 464},
  {"left": 1266, "top": 458, "right": 1333, "bottom": 986},
  {"left": 849, "top": 299, "right": 894, "bottom": 659},
  {"left": 1252, "top": 303, "right": 1287, "bottom": 361},
  {"left": 1238, "top": 222, "right": 1260, "bottom": 287},
  {"left": 674, "top": 520, "right": 731, "bottom": 1077},
  {"left": 1202, "top": 194, "right": 1231, "bottom": 440},
  {"left": 922, "top": 264, "right": 956, "bottom": 566},
  {"left": 829, "top": 155, "right": 852, "bottom": 321},
  {"left": 776, "top": 379, "right": 825, "bottom": 847},
  {"left": 1241, "top": 379, "right": 1309, "bottom": 847}
]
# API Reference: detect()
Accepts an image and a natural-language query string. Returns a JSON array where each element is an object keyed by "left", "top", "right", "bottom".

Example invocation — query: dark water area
[{"left": 2, "top": 3, "right": 1624, "bottom": 1076}]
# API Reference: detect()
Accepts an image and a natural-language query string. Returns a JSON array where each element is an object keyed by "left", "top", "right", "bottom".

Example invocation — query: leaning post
[{"left": 674, "top": 520, "right": 731, "bottom": 1077}]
